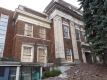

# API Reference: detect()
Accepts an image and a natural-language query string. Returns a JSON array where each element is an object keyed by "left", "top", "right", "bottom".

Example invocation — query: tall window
[
  {"left": 39, "top": 27, "right": 45, "bottom": 39},
  {"left": 65, "top": 48, "right": 71, "bottom": 61},
  {"left": 64, "top": 26, "right": 69, "bottom": 38},
  {"left": 82, "top": 32, "right": 85, "bottom": 42},
  {"left": 37, "top": 47, "right": 47, "bottom": 63},
  {"left": 24, "top": 23, "right": 33, "bottom": 37},
  {"left": 21, "top": 44, "right": 34, "bottom": 62},
  {"left": 75, "top": 29, "right": 80, "bottom": 40},
  {"left": 0, "top": 14, "right": 8, "bottom": 57}
]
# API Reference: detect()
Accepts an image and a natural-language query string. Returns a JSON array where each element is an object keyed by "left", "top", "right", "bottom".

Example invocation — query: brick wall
[
  {"left": 12, "top": 20, "right": 55, "bottom": 62},
  {"left": 0, "top": 7, "right": 14, "bottom": 58}
]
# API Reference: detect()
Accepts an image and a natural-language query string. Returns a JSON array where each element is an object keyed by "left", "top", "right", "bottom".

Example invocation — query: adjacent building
[{"left": 0, "top": 0, "right": 98, "bottom": 80}]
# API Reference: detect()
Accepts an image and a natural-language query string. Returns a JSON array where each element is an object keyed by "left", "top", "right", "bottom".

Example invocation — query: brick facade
[
  {"left": 62, "top": 18, "right": 75, "bottom": 62},
  {"left": 12, "top": 20, "right": 55, "bottom": 62},
  {"left": 0, "top": 8, "right": 14, "bottom": 58},
  {"left": 0, "top": 0, "right": 97, "bottom": 64}
]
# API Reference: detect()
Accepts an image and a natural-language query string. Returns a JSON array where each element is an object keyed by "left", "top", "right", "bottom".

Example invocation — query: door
[{"left": 85, "top": 52, "right": 92, "bottom": 63}]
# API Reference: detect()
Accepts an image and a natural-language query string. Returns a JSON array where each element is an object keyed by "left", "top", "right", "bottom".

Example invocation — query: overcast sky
[{"left": 0, "top": 0, "right": 80, "bottom": 12}]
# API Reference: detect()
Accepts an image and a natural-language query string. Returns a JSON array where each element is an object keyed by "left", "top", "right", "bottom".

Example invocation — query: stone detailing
[
  {"left": 70, "top": 22, "right": 79, "bottom": 60},
  {"left": 53, "top": 16, "right": 65, "bottom": 58},
  {"left": 49, "top": 9, "right": 83, "bottom": 26}
]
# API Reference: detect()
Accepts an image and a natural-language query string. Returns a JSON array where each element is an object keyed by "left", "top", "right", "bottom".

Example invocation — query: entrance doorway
[{"left": 85, "top": 52, "right": 92, "bottom": 63}]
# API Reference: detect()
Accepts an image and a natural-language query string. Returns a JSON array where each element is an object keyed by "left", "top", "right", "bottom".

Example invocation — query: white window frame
[
  {"left": 39, "top": 27, "right": 46, "bottom": 39},
  {"left": 0, "top": 13, "right": 9, "bottom": 57},
  {"left": 24, "top": 23, "right": 33, "bottom": 37},
  {"left": 37, "top": 46, "right": 47, "bottom": 63},
  {"left": 63, "top": 25, "right": 70, "bottom": 39},
  {"left": 21, "top": 44, "right": 34, "bottom": 62},
  {"left": 65, "top": 48, "right": 73, "bottom": 62}
]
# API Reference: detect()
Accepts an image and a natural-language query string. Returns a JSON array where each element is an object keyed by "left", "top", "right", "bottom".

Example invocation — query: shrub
[
  {"left": 50, "top": 69, "right": 61, "bottom": 77},
  {"left": 42, "top": 69, "right": 61, "bottom": 79},
  {"left": 42, "top": 71, "right": 51, "bottom": 79}
]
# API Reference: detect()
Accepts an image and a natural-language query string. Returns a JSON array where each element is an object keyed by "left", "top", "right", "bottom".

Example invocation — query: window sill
[
  {"left": 64, "top": 37, "right": 70, "bottom": 39},
  {"left": 76, "top": 40, "right": 81, "bottom": 42},
  {"left": 81, "top": 42, "right": 90, "bottom": 46},
  {"left": 24, "top": 35, "right": 33, "bottom": 38},
  {"left": 23, "top": 35, "right": 46, "bottom": 40},
  {"left": 66, "top": 61, "right": 73, "bottom": 62}
]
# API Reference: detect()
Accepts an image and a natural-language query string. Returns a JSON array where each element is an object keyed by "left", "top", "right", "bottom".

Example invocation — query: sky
[{"left": 0, "top": 0, "right": 80, "bottom": 12}]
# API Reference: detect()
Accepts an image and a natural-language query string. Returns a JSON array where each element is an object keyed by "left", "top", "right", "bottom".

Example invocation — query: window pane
[
  {"left": 0, "top": 29, "right": 6, "bottom": 35},
  {"left": 9, "top": 67, "right": 17, "bottom": 80},
  {"left": 65, "top": 49, "right": 71, "bottom": 55},
  {"left": 21, "top": 67, "right": 31, "bottom": 80},
  {"left": 32, "top": 67, "right": 40, "bottom": 80},
  {"left": 24, "top": 24, "right": 32, "bottom": 37},
  {"left": 65, "top": 49, "right": 71, "bottom": 61},
  {"left": 0, "top": 25, "right": 7, "bottom": 30},
  {"left": 25, "top": 24, "right": 32, "bottom": 30},
  {"left": 64, "top": 32, "right": 68, "bottom": 38},
  {"left": 0, "top": 17, "right": 8, "bottom": 22},
  {"left": 23, "top": 46, "right": 32, "bottom": 55},
  {"left": 25, "top": 30, "right": 32, "bottom": 36},
  {"left": 25, "top": 24, "right": 28, "bottom": 29},
  {"left": 64, "top": 26, "right": 69, "bottom": 37},
  {"left": 0, "top": 34, "right": 5, "bottom": 37},
  {"left": 0, "top": 21, "right": 7, "bottom": 26},
  {"left": 64, "top": 26, "right": 68, "bottom": 32},
  {"left": 38, "top": 48, "right": 45, "bottom": 63},
  {"left": 76, "top": 34, "right": 79, "bottom": 40},
  {"left": 1, "top": 14, "right": 8, "bottom": 19},
  {"left": 0, "top": 44, "right": 4, "bottom": 56},
  {"left": 28, "top": 26, "right": 32, "bottom": 31},
  {"left": 82, "top": 32, "right": 85, "bottom": 36},
  {"left": 39, "top": 28, "right": 45, "bottom": 39},
  {"left": 0, "top": 38, "right": 5, "bottom": 43},
  {"left": 82, "top": 32, "right": 85, "bottom": 42},
  {"left": 22, "top": 46, "right": 32, "bottom": 62},
  {"left": 0, "top": 67, "right": 5, "bottom": 77},
  {"left": 75, "top": 29, "right": 80, "bottom": 40}
]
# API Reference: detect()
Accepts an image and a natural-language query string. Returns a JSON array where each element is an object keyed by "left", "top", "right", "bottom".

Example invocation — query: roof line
[
  {"left": 0, "top": 7, "right": 14, "bottom": 12},
  {"left": 18, "top": 5, "right": 48, "bottom": 16}
]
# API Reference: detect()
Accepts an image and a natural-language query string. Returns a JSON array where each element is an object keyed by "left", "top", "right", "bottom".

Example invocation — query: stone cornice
[{"left": 13, "top": 9, "right": 51, "bottom": 23}]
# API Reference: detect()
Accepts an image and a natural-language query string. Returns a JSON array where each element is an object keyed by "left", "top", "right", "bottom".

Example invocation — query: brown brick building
[{"left": 0, "top": 0, "right": 97, "bottom": 66}]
